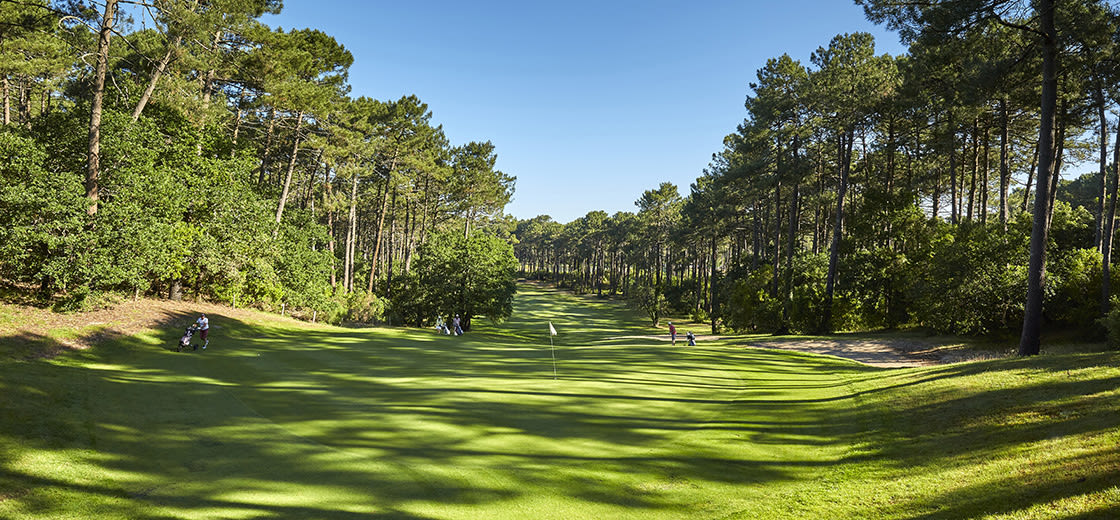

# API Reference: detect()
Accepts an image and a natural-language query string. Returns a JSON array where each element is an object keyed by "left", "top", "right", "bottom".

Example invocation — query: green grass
[{"left": 1, "top": 284, "right": 1118, "bottom": 519}]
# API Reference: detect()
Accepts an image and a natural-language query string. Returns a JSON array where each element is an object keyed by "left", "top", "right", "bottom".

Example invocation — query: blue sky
[{"left": 260, "top": 1, "right": 907, "bottom": 223}]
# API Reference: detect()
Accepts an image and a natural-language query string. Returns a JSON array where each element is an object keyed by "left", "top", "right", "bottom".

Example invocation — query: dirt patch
[
  {"left": 0, "top": 297, "right": 313, "bottom": 359},
  {"left": 610, "top": 334, "right": 1009, "bottom": 367},
  {"left": 748, "top": 337, "right": 1014, "bottom": 367}
]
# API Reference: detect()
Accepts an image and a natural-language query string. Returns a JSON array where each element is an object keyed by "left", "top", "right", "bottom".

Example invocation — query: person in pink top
[{"left": 668, "top": 322, "right": 677, "bottom": 346}]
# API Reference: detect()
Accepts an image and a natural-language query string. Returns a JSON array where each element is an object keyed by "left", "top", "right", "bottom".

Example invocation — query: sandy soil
[
  {"left": 611, "top": 334, "right": 1008, "bottom": 367},
  {"left": 0, "top": 297, "right": 314, "bottom": 359}
]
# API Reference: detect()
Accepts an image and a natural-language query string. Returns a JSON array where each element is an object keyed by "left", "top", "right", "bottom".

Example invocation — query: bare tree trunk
[
  {"left": 368, "top": 155, "right": 399, "bottom": 293},
  {"left": 199, "top": 30, "right": 221, "bottom": 111},
  {"left": 1102, "top": 119, "right": 1120, "bottom": 321},
  {"left": 386, "top": 185, "right": 398, "bottom": 297},
  {"left": 345, "top": 168, "right": 359, "bottom": 291},
  {"left": 302, "top": 149, "right": 323, "bottom": 208},
  {"left": 782, "top": 180, "right": 800, "bottom": 328},
  {"left": 967, "top": 118, "right": 978, "bottom": 222},
  {"left": 86, "top": 0, "right": 118, "bottom": 216},
  {"left": 195, "top": 29, "right": 222, "bottom": 156},
  {"left": 1046, "top": 101, "right": 1067, "bottom": 232},
  {"left": 1022, "top": 142, "right": 1039, "bottom": 213},
  {"left": 2, "top": 76, "right": 9, "bottom": 125},
  {"left": 19, "top": 78, "right": 30, "bottom": 127},
  {"left": 813, "top": 141, "right": 823, "bottom": 253},
  {"left": 229, "top": 87, "right": 245, "bottom": 158},
  {"left": 981, "top": 120, "right": 990, "bottom": 225},
  {"left": 132, "top": 33, "right": 183, "bottom": 121},
  {"left": 404, "top": 198, "right": 416, "bottom": 273},
  {"left": 1096, "top": 85, "right": 1109, "bottom": 252},
  {"left": 824, "top": 129, "right": 854, "bottom": 332},
  {"left": 710, "top": 237, "right": 718, "bottom": 334},
  {"left": 771, "top": 178, "right": 782, "bottom": 299},
  {"left": 1000, "top": 97, "right": 1011, "bottom": 229},
  {"left": 1019, "top": 0, "right": 1058, "bottom": 357},
  {"left": 231, "top": 107, "right": 243, "bottom": 157},
  {"left": 273, "top": 110, "right": 304, "bottom": 235},
  {"left": 949, "top": 116, "right": 958, "bottom": 224},
  {"left": 326, "top": 172, "right": 337, "bottom": 288},
  {"left": 258, "top": 107, "right": 277, "bottom": 185}
]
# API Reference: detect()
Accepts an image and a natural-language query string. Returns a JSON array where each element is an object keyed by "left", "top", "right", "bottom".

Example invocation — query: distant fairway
[{"left": 1, "top": 283, "right": 1118, "bottom": 519}]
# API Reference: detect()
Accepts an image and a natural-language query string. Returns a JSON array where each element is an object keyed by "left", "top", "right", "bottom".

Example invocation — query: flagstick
[{"left": 549, "top": 334, "right": 557, "bottom": 380}]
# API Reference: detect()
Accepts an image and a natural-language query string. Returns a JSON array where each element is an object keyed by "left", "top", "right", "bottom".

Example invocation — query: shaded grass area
[{"left": 0, "top": 284, "right": 1118, "bottom": 519}]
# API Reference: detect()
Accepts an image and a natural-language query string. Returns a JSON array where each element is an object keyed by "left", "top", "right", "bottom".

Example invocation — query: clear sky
[{"left": 260, "top": 1, "right": 907, "bottom": 223}]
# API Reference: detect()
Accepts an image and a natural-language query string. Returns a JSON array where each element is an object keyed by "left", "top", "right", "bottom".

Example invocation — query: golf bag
[{"left": 177, "top": 326, "right": 199, "bottom": 352}]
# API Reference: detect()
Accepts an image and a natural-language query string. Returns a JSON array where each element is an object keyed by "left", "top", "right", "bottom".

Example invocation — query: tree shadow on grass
[
  {"left": 0, "top": 310, "right": 878, "bottom": 518},
  {"left": 829, "top": 353, "right": 1120, "bottom": 518},
  {"left": 4, "top": 283, "right": 1119, "bottom": 518}
]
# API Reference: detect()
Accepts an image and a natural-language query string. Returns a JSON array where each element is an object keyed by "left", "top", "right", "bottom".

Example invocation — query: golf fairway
[{"left": 3, "top": 284, "right": 1118, "bottom": 519}]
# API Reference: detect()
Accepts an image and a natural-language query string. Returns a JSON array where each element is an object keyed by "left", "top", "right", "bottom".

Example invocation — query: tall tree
[
  {"left": 85, "top": 0, "right": 118, "bottom": 216},
  {"left": 858, "top": 0, "right": 1067, "bottom": 354},
  {"left": 810, "top": 32, "right": 896, "bottom": 331}
]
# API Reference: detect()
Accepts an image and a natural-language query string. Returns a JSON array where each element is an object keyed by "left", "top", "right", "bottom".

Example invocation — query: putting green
[{"left": 4, "top": 283, "right": 1117, "bottom": 519}]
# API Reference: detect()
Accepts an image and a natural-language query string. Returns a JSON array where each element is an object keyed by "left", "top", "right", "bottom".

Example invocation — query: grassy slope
[{"left": 0, "top": 284, "right": 1117, "bottom": 519}]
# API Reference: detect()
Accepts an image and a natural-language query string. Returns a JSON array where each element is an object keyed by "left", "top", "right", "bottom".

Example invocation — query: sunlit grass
[{"left": 0, "top": 284, "right": 1117, "bottom": 519}]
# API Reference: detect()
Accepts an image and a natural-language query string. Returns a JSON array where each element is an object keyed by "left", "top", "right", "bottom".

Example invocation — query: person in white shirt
[{"left": 195, "top": 314, "right": 210, "bottom": 349}]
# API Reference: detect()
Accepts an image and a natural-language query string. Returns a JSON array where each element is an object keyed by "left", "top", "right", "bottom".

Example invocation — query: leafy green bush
[
  {"left": 786, "top": 253, "right": 828, "bottom": 333},
  {"left": 1047, "top": 248, "right": 1103, "bottom": 331},
  {"left": 840, "top": 247, "right": 911, "bottom": 329},
  {"left": 347, "top": 291, "right": 387, "bottom": 324},
  {"left": 909, "top": 225, "right": 1026, "bottom": 335},
  {"left": 627, "top": 281, "right": 668, "bottom": 325},
  {"left": 1101, "top": 298, "right": 1120, "bottom": 348},
  {"left": 723, "top": 269, "right": 781, "bottom": 333}
]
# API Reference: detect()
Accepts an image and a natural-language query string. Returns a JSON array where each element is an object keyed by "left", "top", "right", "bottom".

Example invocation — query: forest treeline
[
  {"left": 0, "top": 0, "right": 518, "bottom": 327},
  {"left": 6, "top": 1, "right": 1120, "bottom": 351},
  {"left": 511, "top": 1, "right": 1120, "bottom": 353}
]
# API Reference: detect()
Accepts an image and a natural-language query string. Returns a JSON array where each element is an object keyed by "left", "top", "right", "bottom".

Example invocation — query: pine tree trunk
[
  {"left": 273, "top": 110, "right": 304, "bottom": 236},
  {"left": 2, "top": 76, "right": 8, "bottom": 125},
  {"left": 345, "top": 168, "right": 359, "bottom": 291},
  {"left": 231, "top": 88, "right": 244, "bottom": 158},
  {"left": 1019, "top": 0, "right": 1058, "bottom": 357},
  {"left": 783, "top": 180, "right": 799, "bottom": 327},
  {"left": 386, "top": 185, "right": 398, "bottom": 296},
  {"left": 824, "top": 129, "right": 853, "bottom": 332},
  {"left": 981, "top": 120, "right": 990, "bottom": 225},
  {"left": 1000, "top": 97, "right": 1011, "bottom": 229},
  {"left": 771, "top": 178, "right": 782, "bottom": 298},
  {"left": 1096, "top": 86, "right": 1109, "bottom": 252},
  {"left": 948, "top": 115, "right": 958, "bottom": 224},
  {"left": 326, "top": 173, "right": 337, "bottom": 288},
  {"left": 1046, "top": 101, "right": 1066, "bottom": 232},
  {"left": 18, "top": 77, "right": 29, "bottom": 127},
  {"left": 368, "top": 170, "right": 391, "bottom": 294},
  {"left": 258, "top": 107, "right": 277, "bottom": 186},
  {"left": 132, "top": 33, "right": 183, "bottom": 122},
  {"left": 967, "top": 118, "right": 977, "bottom": 222},
  {"left": 1022, "top": 143, "right": 1038, "bottom": 213},
  {"left": 1101, "top": 119, "right": 1120, "bottom": 319},
  {"left": 710, "top": 237, "right": 718, "bottom": 334},
  {"left": 86, "top": 0, "right": 118, "bottom": 216}
]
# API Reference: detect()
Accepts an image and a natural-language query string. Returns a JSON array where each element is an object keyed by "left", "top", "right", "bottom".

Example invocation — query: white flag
[{"left": 549, "top": 322, "right": 557, "bottom": 336}]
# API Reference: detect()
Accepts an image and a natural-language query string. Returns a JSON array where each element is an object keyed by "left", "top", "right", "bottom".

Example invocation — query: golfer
[
  {"left": 195, "top": 313, "right": 210, "bottom": 349},
  {"left": 668, "top": 322, "right": 677, "bottom": 345}
]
